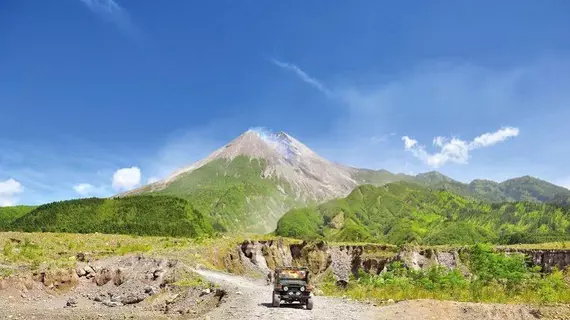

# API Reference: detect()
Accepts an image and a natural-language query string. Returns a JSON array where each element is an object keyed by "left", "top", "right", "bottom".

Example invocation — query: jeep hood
[{"left": 280, "top": 279, "right": 307, "bottom": 286}]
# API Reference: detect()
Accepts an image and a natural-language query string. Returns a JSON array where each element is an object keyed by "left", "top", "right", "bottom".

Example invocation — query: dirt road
[
  {"left": 193, "top": 268, "right": 381, "bottom": 320},
  {"left": 194, "top": 268, "right": 568, "bottom": 320}
]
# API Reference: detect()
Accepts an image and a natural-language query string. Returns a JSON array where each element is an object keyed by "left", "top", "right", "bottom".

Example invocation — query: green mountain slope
[
  {"left": 6, "top": 196, "right": 213, "bottom": 238},
  {"left": 149, "top": 156, "right": 301, "bottom": 233},
  {"left": 0, "top": 205, "right": 37, "bottom": 230},
  {"left": 275, "top": 182, "right": 570, "bottom": 245}
]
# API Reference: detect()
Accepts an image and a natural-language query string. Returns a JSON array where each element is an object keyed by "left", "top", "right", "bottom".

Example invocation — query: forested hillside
[
  {"left": 275, "top": 181, "right": 570, "bottom": 245},
  {"left": 0, "top": 205, "right": 36, "bottom": 229},
  {"left": 4, "top": 196, "right": 213, "bottom": 238}
]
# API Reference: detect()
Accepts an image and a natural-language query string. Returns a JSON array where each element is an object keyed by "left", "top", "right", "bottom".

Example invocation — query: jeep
[{"left": 271, "top": 266, "right": 313, "bottom": 310}]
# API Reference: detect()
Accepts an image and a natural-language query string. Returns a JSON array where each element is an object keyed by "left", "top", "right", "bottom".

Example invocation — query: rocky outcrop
[
  {"left": 227, "top": 240, "right": 570, "bottom": 285},
  {"left": 501, "top": 248, "right": 570, "bottom": 272},
  {"left": 225, "top": 240, "right": 399, "bottom": 284}
]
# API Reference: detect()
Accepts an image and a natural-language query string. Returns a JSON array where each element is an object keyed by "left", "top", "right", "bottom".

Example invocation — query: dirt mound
[
  {"left": 0, "top": 254, "right": 224, "bottom": 319},
  {"left": 76, "top": 255, "right": 176, "bottom": 307}
]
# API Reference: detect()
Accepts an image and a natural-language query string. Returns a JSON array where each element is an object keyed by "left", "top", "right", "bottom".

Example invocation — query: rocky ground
[
  {"left": 1, "top": 254, "right": 570, "bottom": 319},
  {"left": 0, "top": 255, "right": 223, "bottom": 319}
]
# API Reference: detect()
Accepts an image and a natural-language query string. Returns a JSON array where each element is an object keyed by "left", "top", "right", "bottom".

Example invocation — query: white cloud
[
  {"left": 0, "top": 178, "right": 23, "bottom": 207},
  {"left": 73, "top": 183, "right": 96, "bottom": 196},
  {"left": 470, "top": 127, "right": 520, "bottom": 149},
  {"left": 112, "top": 166, "right": 141, "bottom": 191},
  {"left": 403, "top": 136, "right": 418, "bottom": 149},
  {"left": 402, "top": 127, "right": 520, "bottom": 168},
  {"left": 270, "top": 59, "right": 333, "bottom": 97}
]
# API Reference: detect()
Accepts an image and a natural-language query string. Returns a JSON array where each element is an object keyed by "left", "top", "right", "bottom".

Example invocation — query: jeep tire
[
  {"left": 272, "top": 293, "right": 280, "bottom": 307},
  {"left": 306, "top": 297, "right": 314, "bottom": 310}
]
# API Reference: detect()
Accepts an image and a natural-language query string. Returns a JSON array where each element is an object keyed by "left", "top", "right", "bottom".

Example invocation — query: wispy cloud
[
  {"left": 72, "top": 183, "right": 109, "bottom": 197},
  {"left": 78, "top": 0, "right": 140, "bottom": 39},
  {"left": 402, "top": 127, "right": 520, "bottom": 168},
  {"left": 270, "top": 59, "right": 333, "bottom": 97},
  {"left": 371, "top": 132, "right": 396, "bottom": 143},
  {"left": 147, "top": 177, "right": 160, "bottom": 184}
]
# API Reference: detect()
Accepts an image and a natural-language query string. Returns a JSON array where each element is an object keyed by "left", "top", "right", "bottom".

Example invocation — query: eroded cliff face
[
  {"left": 501, "top": 248, "right": 570, "bottom": 272},
  {"left": 224, "top": 239, "right": 399, "bottom": 283},
  {"left": 222, "top": 240, "right": 570, "bottom": 285}
]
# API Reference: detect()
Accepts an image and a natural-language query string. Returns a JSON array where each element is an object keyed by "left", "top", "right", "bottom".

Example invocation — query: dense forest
[
  {"left": 0, "top": 205, "right": 36, "bottom": 229},
  {"left": 2, "top": 195, "right": 213, "bottom": 238},
  {"left": 275, "top": 181, "right": 570, "bottom": 245}
]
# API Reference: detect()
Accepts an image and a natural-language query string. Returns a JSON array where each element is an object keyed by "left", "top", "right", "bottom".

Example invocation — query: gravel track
[
  {"left": 193, "top": 269, "right": 570, "bottom": 320},
  {"left": 193, "top": 268, "right": 386, "bottom": 320}
]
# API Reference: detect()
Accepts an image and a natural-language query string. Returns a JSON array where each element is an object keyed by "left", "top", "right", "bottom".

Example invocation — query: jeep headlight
[
  {"left": 300, "top": 286, "right": 305, "bottom": 292},
  {"left": 283, "top": 286, "right": 288, "bottom": 291}
]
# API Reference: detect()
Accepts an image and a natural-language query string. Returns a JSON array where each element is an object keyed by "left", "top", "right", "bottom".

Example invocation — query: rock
[
  {"left": 66, "top": 297, "right": 78, "bottom": 308},
  {"left": 236, "top": 290, "right": 242, "bottom": 295},
  {"left": 165, "top": 294, "right": 179, "bottom": 304},
  {"left": 84, "top": 266, "right": 95, "bottom": 274},
  {"left": 387, "top": 299, "right": 395, "bottom": 304},
  {"left": 121, "top": 293, "right": 147, "bottom": 305},
  {"left": 94, "top": 268, "right": 113, "bottom": 286},
  {"left": 113, "top": 268, "right": 125, "bottom": 286},
  {"left": 144, "top": 286, "right": 156, "bottom": 295},
  {"left": 93, "top": 293, "right": 109, "bottom": 303},
  {"left": 103, "top": 301, "right": 123, "bottom": 307},
  {"left": 76, "top": 267, "right": 87, "bottom": 277},
  {"left": 200, "top": 288, "right": 211, "bottom": 296}
]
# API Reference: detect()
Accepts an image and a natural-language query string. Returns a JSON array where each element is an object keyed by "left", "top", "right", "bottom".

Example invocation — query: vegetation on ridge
[
  {"left": 0, "top": 205, "right": 36, "bottom": 229},
  {"left": 276, "top": 181, "right": 570, "bottom": 245},
  {"left": 4, "top": 195, "right": 214, "bottom": 238}
]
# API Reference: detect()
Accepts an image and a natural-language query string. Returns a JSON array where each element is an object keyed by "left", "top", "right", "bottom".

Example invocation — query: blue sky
[{"left": 1, "top": 0, "right": 570, "bottom": 205}]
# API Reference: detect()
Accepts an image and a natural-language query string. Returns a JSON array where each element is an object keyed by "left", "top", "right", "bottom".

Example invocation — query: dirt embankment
[{"left": 220, "top": 239, "right": 570, "bottom": 284}]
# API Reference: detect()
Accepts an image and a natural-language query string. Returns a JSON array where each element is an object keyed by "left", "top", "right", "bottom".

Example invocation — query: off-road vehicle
[{"left": 271, "top": 266, "right": 313, "bottom": 310}]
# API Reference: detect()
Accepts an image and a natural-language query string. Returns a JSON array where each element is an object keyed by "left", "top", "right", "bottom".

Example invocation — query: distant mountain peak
[
  {"left": 123, "top": 129, "right": 358, "bottom": 201},
  {"left": 415, "top": 171, "right": 457, "bottom": 183}
]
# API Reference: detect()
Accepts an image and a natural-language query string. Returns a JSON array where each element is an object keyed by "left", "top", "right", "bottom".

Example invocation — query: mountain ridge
[
  {"left": 117, "top": 129, "right": 569, "bottom": 233},
  {"left": 275, "top": 181, "right": 570, "bottom": 245}
]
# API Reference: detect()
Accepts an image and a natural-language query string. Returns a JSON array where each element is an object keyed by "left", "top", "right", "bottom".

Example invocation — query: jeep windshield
[{"left": 278, "top": 269, "right": 307, "bottom": 280}]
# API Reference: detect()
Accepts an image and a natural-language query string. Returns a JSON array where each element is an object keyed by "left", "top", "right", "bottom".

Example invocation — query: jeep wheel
[
  {"left": 272, "top": 294, "right": 280, "bottom": 307},
  {"left": 306, "top": 297, "right": 314, "bottom": 310}
]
